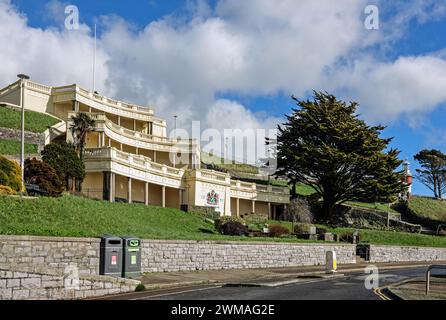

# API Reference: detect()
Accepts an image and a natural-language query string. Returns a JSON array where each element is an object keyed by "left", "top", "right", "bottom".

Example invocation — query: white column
[
  {"left": 145, "top": 182, "right": 149, "bottom": 206},
  {"left": 128, "top": 178, "right": 132, "bottom": 204},
  {"left": 268, "top": 202, "right": 271, "bottom": 219},
  {"left": 118, "top": 116, "right": 121, "bottom": 126},
  {"left": 252, "top": 200, "right": 256, "bottom": 213},
  {"left": 110, "top": 173, "right": 115, "bottom": 202},
  {"left": 236, "top": 198, "right": 240, "bottom": 217},
  {"left": 179, "top": 189, "right": 183, "bottom": 209},
  {"left": 162, "top": 186, "right": 166, "bottom": 208},
  {"left": 97, "top": 133, "right": 101, "bottom": 147},
  {"left": 154, "top": 151, "right": 157, "bottom": 163}
]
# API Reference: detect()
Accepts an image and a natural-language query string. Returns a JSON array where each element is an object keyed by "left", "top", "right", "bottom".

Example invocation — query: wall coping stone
[
  {"left": 0, "top": 235, "right": 101, "bottom": 243},
  {"left": 369, "top": 244, "right": 446, "bottom": 250},
  {"left": 141, "top": 239, "right": 356, "bottom": 246}
]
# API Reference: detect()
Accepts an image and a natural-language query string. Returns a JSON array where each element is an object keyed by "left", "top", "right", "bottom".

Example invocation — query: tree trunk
[
  {"left": 291, "top": 181, "right": 297, "bottom": 199},
  {"left": 75, "top": 179, "right": 82, "bottom": 193},
  {"left": 321, "top": 197, "right": 335, "bottom": 221}
]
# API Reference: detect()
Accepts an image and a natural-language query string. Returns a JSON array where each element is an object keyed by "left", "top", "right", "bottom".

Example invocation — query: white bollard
[{"left": 326, "top": 251, "right": 337, "bottom": 274}]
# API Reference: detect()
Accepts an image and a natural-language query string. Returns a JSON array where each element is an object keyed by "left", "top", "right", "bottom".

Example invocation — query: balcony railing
[
  {"left": 83, "top": 147, "right": 185, "bottom": 179},
  {"left": 52, "top": 84, "right": 155, "bottom": 116}
]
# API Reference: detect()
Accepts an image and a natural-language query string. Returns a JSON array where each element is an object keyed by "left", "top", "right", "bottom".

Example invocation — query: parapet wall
[
  {"left": 141, "top": 240, "right": 357, "bottom": 272},
  {"left": 368, "top": 245, "right": 446, "bottom": 263}
]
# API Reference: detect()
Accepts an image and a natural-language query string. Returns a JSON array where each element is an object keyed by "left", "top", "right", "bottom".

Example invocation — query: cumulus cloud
[
  {"left": 1, "top": 0, "right": 446, "bottom": 161},
  {"left": 329, "top": 55, "right": 446, "bottom": 123},
  {"left": 0, "top": 0, "right": 109, "bottom": 90}
]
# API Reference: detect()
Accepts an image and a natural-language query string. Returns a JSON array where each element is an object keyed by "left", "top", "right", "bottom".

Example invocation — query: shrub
[
  {"left": 0, "top": 185, "right": 15, "bottom": 195},
  {"left": 190, "top": 206, "right": 220, "bottom": 221},
  {"left": 221, "top": 221, "right": 249, "bottom": 236},
  {"left": 41, "top": 142, "right": 85, "bottom": 191},
  {"left": 24, "top": 158, "right": 63, "bottom": 197},
  {"left": 215, "top": 216, "right": 246, "bottom": 233},
  {"left": 316, "top": 226, "right": 328, "bottom": 235},
  {"left": 0, "top": 156, "right": 22, "bottom": 192},
  {"left": 269, "top": 224, "right": 291, "bottom": 238},
  {"left": 294, "top": 223, "right": 314, "bottom": 234},
  {"left": 135, "top": 284, "right": 146, "bottom": 292},
  {"left": 285, "top": 197, "right": 314, "bottom": 223},
  {"left": 244, "top": 214, "right": 267, "bottom": 226},
  {"left": 339, "top": 231, "right": 361, "bottom": 243}
]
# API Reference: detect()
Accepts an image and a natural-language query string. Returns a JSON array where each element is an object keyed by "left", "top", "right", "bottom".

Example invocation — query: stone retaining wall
[
  {"left": 141, "top": 240, "right": 357, "bottom": 272},
  {"left": 0, "top": 128, "right": 45, "bottom": 151},
  {"left": 0, "top": 236, "right": 100, "bottom": 275},
  {"left": 0, "top": 264, "right": 139, "bottom": 300},
  {"left": 369, "top": 245, "right": 446, "bottom": 263}
]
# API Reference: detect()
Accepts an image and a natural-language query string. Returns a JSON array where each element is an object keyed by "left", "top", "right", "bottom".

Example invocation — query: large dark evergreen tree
[
  {"left": 274, "top": 92, "right": 404, "bottom": 219},
  {"left": 414, "top": 149, "right": 446, "bottom": 199}
]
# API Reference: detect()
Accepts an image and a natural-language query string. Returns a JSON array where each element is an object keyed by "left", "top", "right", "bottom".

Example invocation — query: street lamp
[{"left": 17, "top": 73, "right": 30, "bottom": 190}]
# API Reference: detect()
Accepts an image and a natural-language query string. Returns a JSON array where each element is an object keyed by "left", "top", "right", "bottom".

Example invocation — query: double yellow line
[{"left": 374, "top": 287, "right": 391, "bottom": 300}]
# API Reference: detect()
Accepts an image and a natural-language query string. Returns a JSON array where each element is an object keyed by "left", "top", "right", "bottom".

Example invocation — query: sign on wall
[{"left": 200, "top": 189, "right": 225, "bottom": 213}]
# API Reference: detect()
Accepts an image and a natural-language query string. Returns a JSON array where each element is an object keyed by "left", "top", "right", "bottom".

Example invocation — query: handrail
[
  {"left": 52, "top": 83, "right": 154, "bottom": 116},
  {"left": 426, "top": 264, "right": 446, "bottom": 295},
  {"left": 67, "top": 111, "right": 197, "bottom": 148},
  {"left": 83, "top": 147, "right": 184, "bottom": 178}
]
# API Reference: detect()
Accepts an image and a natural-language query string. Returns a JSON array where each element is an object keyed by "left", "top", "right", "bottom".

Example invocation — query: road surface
[{"left": 131, "top": 267, "right": 427, "bottom": 300}]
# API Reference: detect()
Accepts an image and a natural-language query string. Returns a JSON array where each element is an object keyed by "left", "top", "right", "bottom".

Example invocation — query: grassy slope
[
  {"left": 0, "top": 195, "right": 311, "bottom": 243},
  {"left": 408, "top": 196, "right": 446, "bottom": 222},
  {"left": 265, "top": 220, "right": 446, "bottom": 248},
  {"left": 1, "top": 195, "right": 445, "bottom": 247},
  {"left": 0, "top": 139, "right": 38, "bottom": 156},
  {"left": 295, "top": 183, "right": 398, "bottom": 213},
  {"left": 0, "top": 107, "right": 59, "bottom": 133},
  {"left": 201, "top": 152, "right": 259, "bottom": 174}
]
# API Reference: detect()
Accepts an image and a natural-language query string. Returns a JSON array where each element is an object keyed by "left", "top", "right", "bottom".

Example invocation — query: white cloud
[
  {"left": 0, "top": 0, "right": 109, "bottom": 90},
  {"left": 330, "top": 55, "right": 446, "bottom": 122},
  {"left": 1, "top": 0, "right": 446, "bottom": 159}
]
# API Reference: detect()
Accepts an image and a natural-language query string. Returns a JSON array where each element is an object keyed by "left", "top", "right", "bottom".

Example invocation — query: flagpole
[{"left": 93, "top": 23, "right": 96, "bottom": 92}]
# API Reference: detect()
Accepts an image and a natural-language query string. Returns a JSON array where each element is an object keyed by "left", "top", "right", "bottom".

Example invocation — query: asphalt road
[{"left": 133, "top": 267, "right": 427, "bottom": 300}]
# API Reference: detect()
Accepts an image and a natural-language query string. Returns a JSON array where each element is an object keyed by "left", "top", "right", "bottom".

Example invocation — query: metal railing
[{"left": 426, "top": 264, "right": 446, "bottom": 295}]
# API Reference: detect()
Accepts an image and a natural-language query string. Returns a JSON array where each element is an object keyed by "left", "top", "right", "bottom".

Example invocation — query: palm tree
[
  {"left": 70, "top": 113, "right": 96, "bottom": 161},
  {"left": 69, "top": 113, "right": 95, "bottom": 192}
]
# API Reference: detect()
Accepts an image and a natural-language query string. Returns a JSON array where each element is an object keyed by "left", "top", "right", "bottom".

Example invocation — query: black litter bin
[
  {"left": 122, "top": 237, "right": 142, "bottom": 278},
  {"left": 100, "top": 236, "right": 123, "bottom": 277}
]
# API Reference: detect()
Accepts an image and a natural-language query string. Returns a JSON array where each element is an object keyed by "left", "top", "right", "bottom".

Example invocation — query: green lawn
[
  {"left": 327, "top": 227, "right": 446, "bottom": 248},
  {"left": 201, "top": 152, "right": 259, "bottom": 174},
  {"left": 295, "top": 183, "right": 317, "bottom": 196},
  {"left": 0, "top": 139, "right": 38, "bottom": 156},
  {"left": 408, "top": 196, "right": 446, "bottom": 222},
  {"left": 0, "top": 107, "right": 59, "bottom": 133},
  {"left": 345, "top": 201, "right": 398, "bottom": 213},
  {"left": 1, "top": 195, "right": 445, "bottom": 247},
  {"left": 264, "top": 220, "right": 446, "bottom": 248},
  {"left": 0, "top": 195, "right": 310, "bottom": 242}
]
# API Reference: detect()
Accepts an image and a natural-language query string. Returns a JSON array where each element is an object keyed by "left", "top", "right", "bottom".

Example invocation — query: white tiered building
[{"left": 0, "top": 79, "right": 289, "bottom": 217}]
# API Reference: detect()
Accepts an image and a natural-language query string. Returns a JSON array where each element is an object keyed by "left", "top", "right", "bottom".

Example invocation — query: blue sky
[{"left": 3, "top": 0, "right": 446, "bottom": 196}]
